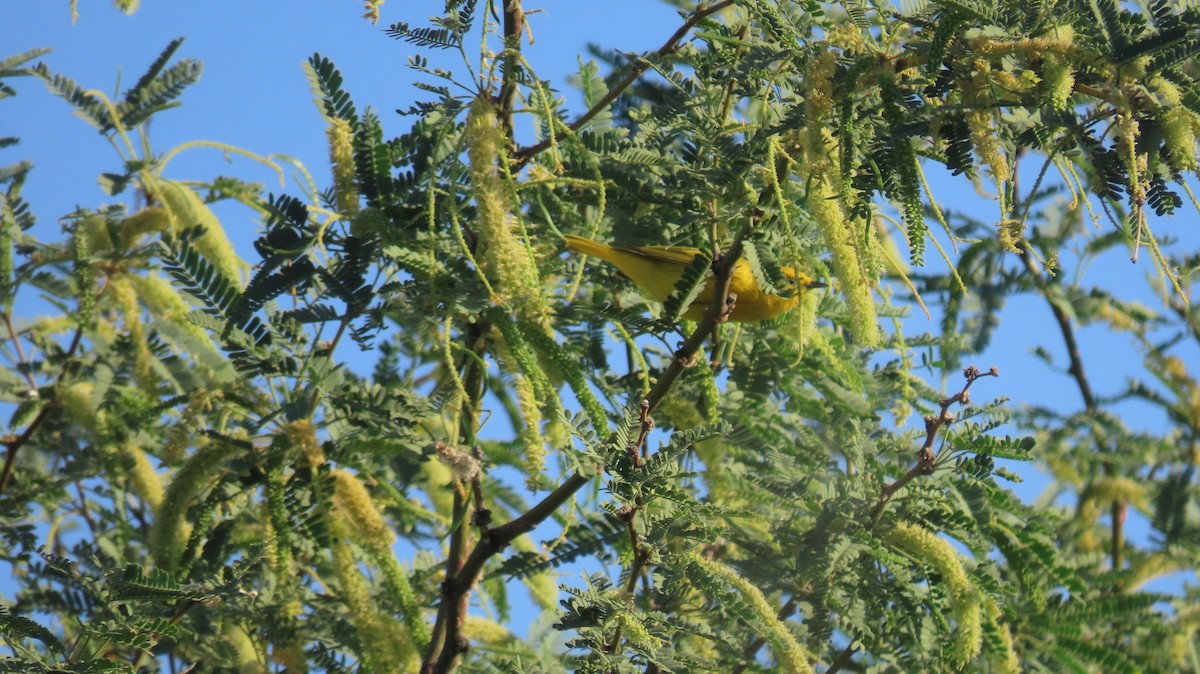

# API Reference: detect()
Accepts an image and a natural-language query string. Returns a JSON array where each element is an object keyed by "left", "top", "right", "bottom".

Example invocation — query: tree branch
[
  {"left": 498, "top": 0, "right": 524, "bottom": 139},
  {"left": 423, "top": 321, "right": 489, "bottom": 674},
  {"left": 0, "top": 326, "right": 84, "bottom": 497},
  {"left": 425, "top": 218, "right": 754, "bottom": 672},
  {"left": 1018, "top": 244, "right": 1122, "bottom": 567},
  {"left": 870, "top": 366, "right": 998, "bottom": 521},
  {"left": 513, "top": 0, "right": 735, "bottom": 168},
  {"left": 824, "top": 642, "right": 858, "bottom": 674}
]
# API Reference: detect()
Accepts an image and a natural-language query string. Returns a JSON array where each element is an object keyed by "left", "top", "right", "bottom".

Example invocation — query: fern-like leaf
[
  {"left": 306, "top": 53, "right": 358, "bottom": 124},
  {"left": 0, "top": 605, "right": 63, "bottom": 654},
  {"left": 661, "top": 250, "right": 711, "bottom": 324}
]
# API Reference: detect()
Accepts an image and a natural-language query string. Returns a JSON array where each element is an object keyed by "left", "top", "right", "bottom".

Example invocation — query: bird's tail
[{"left": 563, "top": 235, "right": 616, "bottom": 262}]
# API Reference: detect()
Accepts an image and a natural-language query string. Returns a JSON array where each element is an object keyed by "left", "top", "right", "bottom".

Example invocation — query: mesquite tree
[{"left": 2, "top": 1, "right": 1200, "bottom": 672}]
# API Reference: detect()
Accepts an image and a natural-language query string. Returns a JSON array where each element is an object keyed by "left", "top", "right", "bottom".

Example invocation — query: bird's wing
[{"left": 617, "top": 245, "right": 704, "bottom": 266}]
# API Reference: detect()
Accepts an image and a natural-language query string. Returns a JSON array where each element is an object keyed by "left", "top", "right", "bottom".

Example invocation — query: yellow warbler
[{"left": 564, "top": 235, "right": 813, "bottom": 322}]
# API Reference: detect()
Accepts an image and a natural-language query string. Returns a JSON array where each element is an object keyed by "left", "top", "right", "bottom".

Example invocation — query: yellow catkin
[
  {"left": 464, "top": 96, "right": 549, "bottom": 325},
  {"left": 811, "top": 191, "right": 879, "bottom": 346},
  {"left": 223, "top": 620, "right": 266, "bottom": 674},
  {"left": 544, "top": 417, "right": 570, "bottom": 452},
  {"left": 362, "top": 0, "right": 384, "bottom": 23},
  {"left": 59, "top": 382, "right": 97, "bottom": 429},
  {"left": 688, "top": 553, "right": 814, "bottom": 674},
  {"left": 1115, "top": 110, "right": 1147, "bottom": 210},
  {"left": 1163, "top": 104, "right": 1198, "bottom": 172},
  {"left": 1041, "top": 54, "right": 1076, "bottom": 111},
  {"left": 997, "top": 218, "right": 1024, "bottom": 254},
  {"left": 80, "top": 213, "right": 114, "bottom": 254},
  {"left": 971, "top": 25, "right": 1076, "bottom": 57},
  {"left": 143, "top": 174, "right": 245, "bottom": 285},
  {"left": 327, "top": 117, "right": 360, "bottom": 216},
  {"left": 124, "top": 440, "right": 164, "bottom": 511},
  {"left": 1166, "top": 632, "right": 1190, "bottom": 665},
  {"left": 119, "top": 206, "right": 171, "bottom": 251},
  {"left": 151, "top": 442, "right": 238, "bottom": 572},
  {"left": 420, "top": 453, "right": 456, "bottom": 519},
  {"left": 655, "top": 392, "right": 705, "bottom": 431},
  {"left": 825, "top": 23, "right": 868, "bottom": 55},
  {"left": 130, "top": 273, "right": 227, "bottom": 369},
  {"left": 163, "top": 389, "right": 221, "bottom": 464},
  {"left": 285, "top": 419, "right": 325, "bottom": 467},
  {"left": 513, "top": 373, "right": 547, "bottom": 490},
  {"left": 1123, "top": 553, "right": 1187, "bottom": 593},
  {"left": 801, "top": 52, "right": 838, "bottom": 175},
  {"left": 330, "top": 539, "right": 415, "bottom": 671},
  {"left": 616, "top": 612, "right": 662, "bottom": 649},
  {"left": 31, "top": 315, "right": 74, "bottom": 338},
  {"left": 1162, "top": 354, "right": 1189, "bottom": 382},
  {"left": 983, "top": 598, "right": 1020, "bottom": 674},
  {"left": 967, "top": 61, "right": 1011, "bottom": 187},
  {"left": 783, "top": 268, "right": 821, "bottom": 360},
  {"left": 462, "top": 616, "right": 511, "bottom": 644},
  {"left": 108, "top": 273, "right": 155, "bottom": 387},
  {"left": 330, "top": 469, "right": 395, "bottom": 547},
  {"left": 131, "top": 272, "right": 192, "bottom": 321},
  {"left": 272, "top": 642, "right": 308, "bottom": 674},
  {"left": 1096, "top": 303, "right": 1140, "bottom": 333},
  {"left": 1156, "top": 76, "right": 1200, "bottom": 169},
  {"left": 799, "top": 51, "right": 879, "bottom": 346},
  {"left": 1083, "top": 475, "right": 1149, "bottom": 511},
  {"left": 888, "top": 522, "right": 982, "bottom": 668},
  {"left": 364, "top": 543, "right": 431, "bottom": 648}
]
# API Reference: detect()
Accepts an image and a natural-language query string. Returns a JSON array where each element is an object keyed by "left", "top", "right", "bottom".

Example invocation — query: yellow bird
[{"left": 564, "top": 234, "right": 813, "bottom": 322}]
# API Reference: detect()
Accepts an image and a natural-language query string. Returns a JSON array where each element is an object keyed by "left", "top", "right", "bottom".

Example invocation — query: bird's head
[{"left": 779, "top": 266, "right": 825, "bottom": 297}]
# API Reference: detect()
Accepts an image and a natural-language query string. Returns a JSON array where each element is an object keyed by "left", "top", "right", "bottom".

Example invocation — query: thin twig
[
  {"left": 606, "top": 401, "right": 655, "bottom": 655},
  {"left": 871, "top": 366, "right": 999, "bottom": 520},
  {"left": 1018, "top": 243, "right": 1123, "bottom": 566},
  {"left": 3, "top": 311, "right": 38, "bottom": 390},
  {"left": 824, "top": 642, "right": 858, "bottom": 674},
  {"left": 0, "top": 327, "right": 84, "bottom": 497},
  {"left": 513, "top": 0, "right": 736, "bottom": 167}
]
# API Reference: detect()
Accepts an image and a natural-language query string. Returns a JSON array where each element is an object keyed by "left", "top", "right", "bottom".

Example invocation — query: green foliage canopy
[{"left": 2, "top": 1, "right": 1200, "bottom": 673}]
